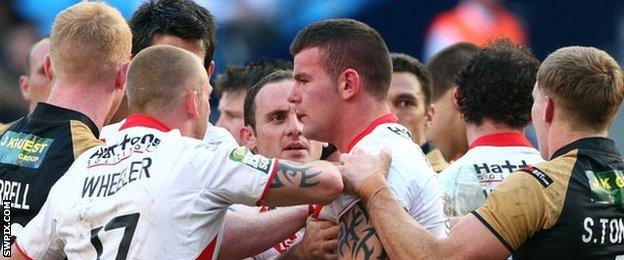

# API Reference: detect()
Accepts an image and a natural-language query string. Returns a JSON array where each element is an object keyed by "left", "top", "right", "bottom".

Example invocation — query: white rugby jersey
[
  {"left": 438, "top": 132, "right": 544, "bottom": 217},
  {"left": 16, "top": 114, "right": 278, "bottom": 260},
  {"left": 323, "top": 114, "right": 447, "bottom": 238},
  {"left": 101, "top": 120, "right": 238, "bottom": 147}
]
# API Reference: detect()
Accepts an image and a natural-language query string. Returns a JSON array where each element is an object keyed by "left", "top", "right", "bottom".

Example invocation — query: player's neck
[
  {"left": 546, "top": 122, "right": 608, "bottom": 160},
  {"left": 333, "top": 100, "right": 392, "bottom": 152},
  {"left": 46, "top": 81, "right": 114, "bottom": 130},
  {"left": 466, "top": 120, "right": 524, "bottom": 146}
]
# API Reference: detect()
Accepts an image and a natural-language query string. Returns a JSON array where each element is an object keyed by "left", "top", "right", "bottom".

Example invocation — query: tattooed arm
[{"left": 262, "top": 160, "right": 343, "bottom": 207}]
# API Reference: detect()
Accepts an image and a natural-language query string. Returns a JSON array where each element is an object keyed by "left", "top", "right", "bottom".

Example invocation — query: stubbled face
[
  {"left": 21, "top": 39, "right": 52, "bottom": 111},
  {"left": 388, "top": 71, "right": 428, "bottom": 144},
  {"left": 289, "top": 47, "right": 340, "bottom": 142},
  {"left": 216, "top": 90, "right": 245, "bottom": 143},
  {"left": 531, "top": 82, "right": 549, "bottom": 159},
  {"left": 254, "top": 80, "right": 322, "bottom": 162},
  {"left": 427, "top": 88, "right": 467, "bottom": 161}
]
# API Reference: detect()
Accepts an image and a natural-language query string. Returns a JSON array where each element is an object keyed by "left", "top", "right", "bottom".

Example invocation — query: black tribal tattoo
[
  {"left": 338, "top": 202, "right": 387, "bottom": 259},
  {"left": 270, "top": 162, "right": 321, "bottom": 188}
]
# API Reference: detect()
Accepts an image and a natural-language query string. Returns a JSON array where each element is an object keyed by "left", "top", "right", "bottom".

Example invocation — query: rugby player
[
  {"left": 0, "top": 1, "right": 130, "bottom": 237},
  {"left": 388, "top": 53, "right": 448, "bottom": 172},
  {"left": 12, "top": 45, "right": 343, "bottom": 259},
  {"left": 224, "top": 70, "right": 335, "bottom": 259},
  {"left": 288, "top": 18, "right": 446, "bottom": 259},
  {"left": 438, "top": 39, "right": 544, "bottom": 219},
  {"left": 18, "top": 38, "right": 52, "bottom": 113},
  {"left": 341, "top": 46, "right": 624, "bottom": 259},
  {"left": 108, "top": 0, "right": 216, "bottom": 125},
  {"left": 215, "top": 60, "right": 292, "bottom": 143},
  {"left": 426, "top": 42, "right": 479, "bottom": 162}
]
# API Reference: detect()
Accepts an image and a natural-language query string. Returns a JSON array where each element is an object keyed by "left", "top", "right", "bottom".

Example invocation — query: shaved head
[{"left": 126, "top": 45, "right": 208, "bottom": 114}]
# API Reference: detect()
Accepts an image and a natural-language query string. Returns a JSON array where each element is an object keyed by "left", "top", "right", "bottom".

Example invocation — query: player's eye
[
  {"left": 270, "top": 113, "right": 286, "bottom": 123},
  {"left": 398, "top": 100, "right": 414, "bottom": 108}
]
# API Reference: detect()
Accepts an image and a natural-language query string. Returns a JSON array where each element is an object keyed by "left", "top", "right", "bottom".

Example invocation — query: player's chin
[{"left": 281, "top": 149, "right": 311, "bottom": 162}]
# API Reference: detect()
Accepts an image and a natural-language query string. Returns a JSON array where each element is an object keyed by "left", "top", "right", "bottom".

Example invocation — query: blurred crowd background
[{"left": 0, "top": 0, "right": 623, "bottom": 151}]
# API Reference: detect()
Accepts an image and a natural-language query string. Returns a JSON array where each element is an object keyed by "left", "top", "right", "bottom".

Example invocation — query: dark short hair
[
  {"left": 244, "top": 70, "right": 294, "bottom": 129},
  {"left": 455, "top": 39, "right": 539, "bottom": 128},
  {"left": 290, "top": 18, "right": 392, "bottom": 100},
  {"left": 129, "top": 0, "right": 216, "bottom": 67},
  {"left": 538, "top": 46, "right": 624, "bottom": 131},
  {"left": 427, "top": 43, "right": 480, "bottom": 102},
  {"left": 391, "top": 53, "right": 432, "bottom": 107},
  {"left": 216, "top": 59, "right": 292, "bottom": 94}
]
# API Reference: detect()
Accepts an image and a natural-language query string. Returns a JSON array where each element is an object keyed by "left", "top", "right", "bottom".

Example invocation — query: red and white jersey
[
  {"left": 322, "top": 114, "right": 447, "bottom": 238},
  {"left": 101, "top": 120, "right": 238, "bottom": 148},
  {"left": 438, "top": 132, "right": 544, "bottom": 217},
  {"left": 16, "top": 114, "right": 277, "bottom": 260}
]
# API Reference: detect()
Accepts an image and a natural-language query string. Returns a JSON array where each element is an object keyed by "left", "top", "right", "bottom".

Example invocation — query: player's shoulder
[
  {"left": 100, "top": 120, "right": 125, "bottom": 141},
  {"left": 203, "top": 125, "right": 238, "bottom": 148}
]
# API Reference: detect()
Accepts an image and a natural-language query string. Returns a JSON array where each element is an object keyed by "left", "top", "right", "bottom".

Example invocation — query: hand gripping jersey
[
  {"left": 323, "top": 114, "right": 447, "bottom": 237},
  {"left": 438, "top": 133, "right": 543, "bottom": 217},
  {"left": 0, "top": 103, "right": 101, "bottom": 237},
  {"left": 16, "top": 114, "right": 278, "bottom": 260},
  {"left": 474, "top": 137, "right": 624, "bottom": 259}
]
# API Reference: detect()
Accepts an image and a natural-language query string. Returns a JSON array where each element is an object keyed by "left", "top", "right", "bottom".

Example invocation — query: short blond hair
[
  {"left": 126, "top": 45, "right": 207, "bottom": 114},
  {"left": 50, "top": 2, "right": 131, "bottom": 84},
  {"left": 538, "top": 46, "right": 624, "bottom": 131}
]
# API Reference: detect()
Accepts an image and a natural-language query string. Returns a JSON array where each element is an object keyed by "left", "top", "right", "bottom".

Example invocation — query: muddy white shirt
[
  {"left": 438, "top": 132, "right": 544, "bottom": 217},
  {"left": 322, "top": 114, "right": 447, "bottom": 238},
  {"left": 15, "top": 114, "right": 277, "bottom": 260}
]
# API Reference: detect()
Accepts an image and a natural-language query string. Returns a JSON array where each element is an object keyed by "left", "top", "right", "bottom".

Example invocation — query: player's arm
[
  {"left": 342, "top": 151, "right": 550, "bottom": 259},
  {"left": 260, "top": 159, "right": 343, "bottom": 207},
  {"left": 218, "top": 206, "right": 309, "bottom": 260}
]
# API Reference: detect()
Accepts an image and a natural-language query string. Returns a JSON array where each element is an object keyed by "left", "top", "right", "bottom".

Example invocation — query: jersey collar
[
  {"left": 345, "top": 113, "right": 398, "bottom": 152},
  {"left": 468, "top": 132, "right": 533, "bottom": 150},
  {"left": 120, "top": 114, "right": 172, "bottom": 132}
]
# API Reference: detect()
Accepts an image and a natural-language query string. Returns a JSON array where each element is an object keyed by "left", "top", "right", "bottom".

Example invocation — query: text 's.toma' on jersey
[
  {"left": 474, "top": 137, "right": 624, "bottom": 259},
  {"left": 16, "top": 114, "right": 279, "bottom": 259},
  {"left": 439, "top": 132, "right": 543, "bottom": 217},
  {"left": 0, "top": 102, "right": 101, "bottom": 236}
]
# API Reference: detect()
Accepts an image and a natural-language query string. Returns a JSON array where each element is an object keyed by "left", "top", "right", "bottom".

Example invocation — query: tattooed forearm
[
  {"left": 270, "top": 162, "right": 321, "bottom": 188},
  {"left": 338, "top": 202, "right": 387, "bottom": 259}
]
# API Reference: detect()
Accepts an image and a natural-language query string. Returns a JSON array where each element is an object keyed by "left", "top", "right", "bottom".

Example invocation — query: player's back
[{"left": 17, "top": 116, "right": 261, "bottom": 259}]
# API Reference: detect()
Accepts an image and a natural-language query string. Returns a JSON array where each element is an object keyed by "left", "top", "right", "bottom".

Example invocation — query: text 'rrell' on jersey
[
  {"left": 0, "top": 180, "right": 29, "bottom": 209},
  {"left": 87, "top": 133, "right": 161, "bottom": 167}
]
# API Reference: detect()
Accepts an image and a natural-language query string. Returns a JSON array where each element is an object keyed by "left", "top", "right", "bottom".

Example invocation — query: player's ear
[
  {"left": 115, "top": 62, "right": 129, "bottom": 91},
  {"left": 43, "top": 54, "right": 53, "bottom": 81},
  {"left": 425, "top": 104, "right": 435, "bottom": 129},
  {"left": 544, "top": 96, "right": 555, "bottom": 124},
  {"left": 206, "top": 61, "right": 215, "bottom": 79},
  {"left": 239, "top": 125, "right": 258, "bottom": 152},
  {"left": 19, "top": 75, "right": 30, "bottom": 101},
  {"left": 451, "top": 87, "right": 460, "bottom": 112},
  {"left": 184, "top": 89, "right": 200, "bottom": 118},
  {"left": 338, "top": 69, "right": 360, "bottom": 100}
]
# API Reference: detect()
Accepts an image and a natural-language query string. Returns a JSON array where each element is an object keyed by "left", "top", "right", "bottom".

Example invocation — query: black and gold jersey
[
  {"left": 474, "top": 137, "right": 624, "bottom": 259},
  {"left": 421, "top": 141, "right": 450, "bottom": 173},
  {"left": 0, "top": 103, "right": 102, "bottom": 230}
]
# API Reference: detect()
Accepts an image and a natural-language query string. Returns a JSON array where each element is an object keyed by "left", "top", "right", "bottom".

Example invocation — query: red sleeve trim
[
  {"left": 14, "top": 241, "right": 34, "bottom": 260},
  {"left": 255, "top": 158, "right": 280, "bottom": 206}
]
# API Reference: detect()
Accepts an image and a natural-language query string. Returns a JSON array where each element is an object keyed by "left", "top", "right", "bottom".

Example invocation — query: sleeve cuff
[
  {"left": 255, "top": 158, "right": 280, "bottom": 206},
  {"left": 471, "top": 211, "right": 515, "bottom": 253},
  {"left": 14, "top": 240, "right": 34, "bottom": 260}
]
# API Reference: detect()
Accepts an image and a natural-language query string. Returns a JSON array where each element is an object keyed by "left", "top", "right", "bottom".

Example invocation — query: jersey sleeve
[
  {"left": 15, "top": 176, "right": 66, "bottom": 259},
  {"left": 194, "top": 146, "right": 277, "bottom": 206},
  {"left": 472, "top": 170, "right": 551, "bottom": 251}
]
